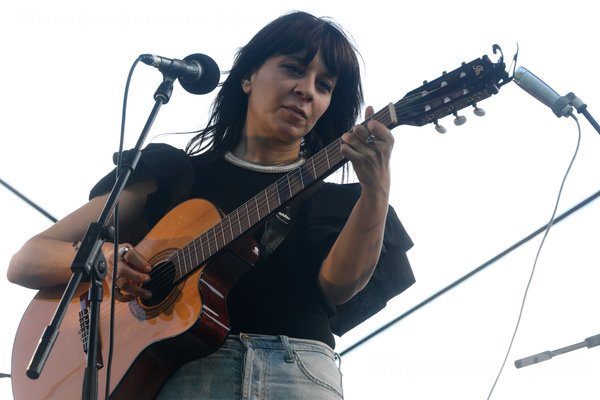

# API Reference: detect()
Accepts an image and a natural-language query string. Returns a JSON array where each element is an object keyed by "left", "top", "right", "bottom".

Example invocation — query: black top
[{"left": 91, "top": 143, "right": 415, "bottom": 348}]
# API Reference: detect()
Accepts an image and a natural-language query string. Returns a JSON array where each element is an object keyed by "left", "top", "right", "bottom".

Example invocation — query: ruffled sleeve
[
  {"left": 89, "top": 143, "right": 194, "bottom": 228},
  {"left": 304, "top": 182, "right": 415, "bottom": 336}
]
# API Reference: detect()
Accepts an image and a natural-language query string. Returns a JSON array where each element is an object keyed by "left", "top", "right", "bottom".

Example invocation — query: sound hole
[{"left": 140, "top": 260, "right": 176, "bottom": 307}]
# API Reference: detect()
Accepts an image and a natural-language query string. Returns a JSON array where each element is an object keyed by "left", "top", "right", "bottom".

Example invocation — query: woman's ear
[{"left": 241, "top": 76, "right": 252, "bottom": 94}]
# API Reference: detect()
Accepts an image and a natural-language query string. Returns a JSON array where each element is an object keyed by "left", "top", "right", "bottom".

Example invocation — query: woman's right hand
[{"left": 105, "top": 242, "right": 153, "bottom": 302}]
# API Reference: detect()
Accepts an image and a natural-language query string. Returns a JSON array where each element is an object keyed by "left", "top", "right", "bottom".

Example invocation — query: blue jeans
[{"left": 156, "top": 333, "right": 344, "bottom": 399}]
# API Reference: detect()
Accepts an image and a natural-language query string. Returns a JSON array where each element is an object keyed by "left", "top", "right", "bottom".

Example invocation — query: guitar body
[{"left": 11, "top": 198, "right": 254, "bottom": 400}]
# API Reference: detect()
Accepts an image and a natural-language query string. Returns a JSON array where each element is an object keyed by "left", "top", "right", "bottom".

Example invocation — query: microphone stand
[
  {"left": 26, "top": 74, "right": 177, "bottom": 400},
  {"left": 515, "top": 333, "right": 600, "bottom": 368}
]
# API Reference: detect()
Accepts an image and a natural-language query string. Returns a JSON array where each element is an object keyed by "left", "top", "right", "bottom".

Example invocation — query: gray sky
[{"left": 1, "top": 1, "right": 599, "bottom": 399}]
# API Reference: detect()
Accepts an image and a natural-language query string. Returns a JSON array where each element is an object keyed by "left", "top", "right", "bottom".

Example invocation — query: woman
[{"left": 8, "top": 11, "right": 415, "bottom": 399}]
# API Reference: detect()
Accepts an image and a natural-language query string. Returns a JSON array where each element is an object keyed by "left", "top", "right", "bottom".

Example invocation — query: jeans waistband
[{"left": 225, "top": 333, "right": 337, "bottom": 360}]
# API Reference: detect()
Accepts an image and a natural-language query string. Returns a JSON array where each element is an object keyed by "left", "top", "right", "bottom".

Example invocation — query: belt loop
[
  {"left": 279, "top": 335, "right": 295, "bottom": 363},
  {"left": 334, "top": 352, "right": 342, "bottom": 371}
]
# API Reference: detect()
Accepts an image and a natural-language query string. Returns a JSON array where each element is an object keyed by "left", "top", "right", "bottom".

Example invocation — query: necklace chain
[{"left": 224, "top": 151, "right": 305, "bottom": 173}]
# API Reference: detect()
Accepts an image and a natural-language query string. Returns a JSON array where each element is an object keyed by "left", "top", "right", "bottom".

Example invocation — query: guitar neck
[{"left": 167, "top": 49, "right": 512, "bottom": 283}]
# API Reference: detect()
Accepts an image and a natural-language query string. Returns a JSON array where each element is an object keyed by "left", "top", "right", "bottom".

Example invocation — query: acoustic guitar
[{"left": 11, "top": 46, "right": 513, "bottom": 399}]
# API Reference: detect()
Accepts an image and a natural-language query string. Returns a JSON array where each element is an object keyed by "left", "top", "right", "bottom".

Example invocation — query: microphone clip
[
  {"left": 550, "top": 94, "right": 574, "bottom": 118},
  {"left": 552, "top": 92, "right": 600, "bottom": 134}
]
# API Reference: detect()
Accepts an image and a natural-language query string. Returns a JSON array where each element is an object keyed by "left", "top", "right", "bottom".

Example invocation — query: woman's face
[{"left": 241, "top": 51, "right": 337, "bottom": 147}]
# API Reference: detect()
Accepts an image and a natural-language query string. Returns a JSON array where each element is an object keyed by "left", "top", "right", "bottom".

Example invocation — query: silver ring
[
  {"left": 118, "top": 245, "right": 131, "bottom": 259},
  {"left": 366, "top": 133, "right": 377, "bottom": 145}
]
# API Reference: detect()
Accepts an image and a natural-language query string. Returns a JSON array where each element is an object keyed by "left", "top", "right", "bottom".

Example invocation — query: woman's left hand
[{"left": 340, "top": 105, "right": 394, "bottom": 195}]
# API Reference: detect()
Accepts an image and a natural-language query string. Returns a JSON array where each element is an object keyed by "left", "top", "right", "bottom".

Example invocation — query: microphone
[
  {"left": 141, "top": 53, "right": 220, "bottom": 95},
  {"left": 513, "top": 66, "right": 572, "bottom": 118}
]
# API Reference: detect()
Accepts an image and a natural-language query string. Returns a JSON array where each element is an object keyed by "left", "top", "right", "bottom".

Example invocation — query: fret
[
  {"left": 245, "top": 202, "right": 251, "bottom": 230},
  {"left": 274, "top": 181, "right": 281, "bottom": 206},
  {"left": 213, "top": 225, "right": 221, "bottom": 250},
  {"left": 288, "top": 170, "right": 303, "bottom": 195},
  {"left": 190, "top": 238, "right": 199, "bottom": 268},
  {"left": 231, "top": 213, "right": 238, "bottom": 240},
  {"left": 286, "top": 174, "right": 293, "bottom": 199},
  {"left": 236, "top": 208, "right": 243, "bottom": 237},
  {"left": 264, "top": 189, "right": 271, "bottom": 214},
  {"left": 198, "top": 235, "right": 206, "bottom": 264},
  {"left": 257, "top": 190, "right": 269, "bottom": 218},
  {"left": 178, "top": 245, "right": 187, "bottom": 277},
  {"left": 298, "top": 164, "right": 306, "bottom": 188},
  {"left": 276, "top": 179, "right": 290, "bottom": 205},
  {"left": 206, "top": 227, "right": 214, "bottom": 256},
  {"left": 333, "top": 139, "right": 343, "bottom": 164},
  {"left": 175, "top": 250, "right": 184, "bottom": 277},
  {"left": 184, "top": 243, "right": 193, "bottom": 273},
  {"left": 171, "top": 250, "right": 180, "bottom": 280},
  {"left": 212, "top": 226, "right": 220, "bottom": 253},
  {"left": 254, "top": 195, "right": 260, "bottom": 222},
  {"left": 226, "top": 217, "right": 233, "bottom": 243},
  {"left": 222, "top": 215, "right": 231, "bottom": 243},
  {"left": 300, "top": 162, "right": 314, "bottom": 187},
  {"left": 200, "top": 232, "right": 209, "bottom": 262},
  {"left": 220, "top": 219, "right": 227, "bottom": 247},
  {"left": 266, "top": 187, "right": 278, "bottom": 214}
]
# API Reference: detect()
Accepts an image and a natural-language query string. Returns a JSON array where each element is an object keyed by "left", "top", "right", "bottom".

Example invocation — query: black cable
[
  {"left": 0, "top": 178, "right": 57, "bottom": 223},
  {"left": 104, "top": 54, "right": 142, "bottom": 400},
  {"left": 340, "top": 188, "right": 600, "bottom": 357}
]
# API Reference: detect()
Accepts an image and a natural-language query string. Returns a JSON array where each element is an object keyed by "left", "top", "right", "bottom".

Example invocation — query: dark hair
[{"left": 185, "top": 11, "right": 363, "bottom": 160}]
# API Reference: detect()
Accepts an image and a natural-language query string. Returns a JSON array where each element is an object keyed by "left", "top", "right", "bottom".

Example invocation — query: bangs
[{"left": 250, "top": 13, "right": 359, "bottom": 84}]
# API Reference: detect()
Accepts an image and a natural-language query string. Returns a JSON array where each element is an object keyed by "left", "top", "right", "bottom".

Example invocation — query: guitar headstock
[{"left": 391, "top": 45, "right": 513, "bottom": 132}]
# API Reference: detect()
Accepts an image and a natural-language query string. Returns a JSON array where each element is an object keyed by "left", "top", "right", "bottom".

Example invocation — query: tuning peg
[
  {"left": 453, "top": 111, "right": 467, "bottom": 126},
  {"left": 434, "top": 120, "right": 447, "bottom": 134},
  {"left": 473, "top": 104, "right": 486, "bottom": 116}
]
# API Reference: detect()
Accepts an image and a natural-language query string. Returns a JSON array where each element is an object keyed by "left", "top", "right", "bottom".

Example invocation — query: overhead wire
[{"left": 341, "top": 115, "right": 593, "bottom": 361}]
